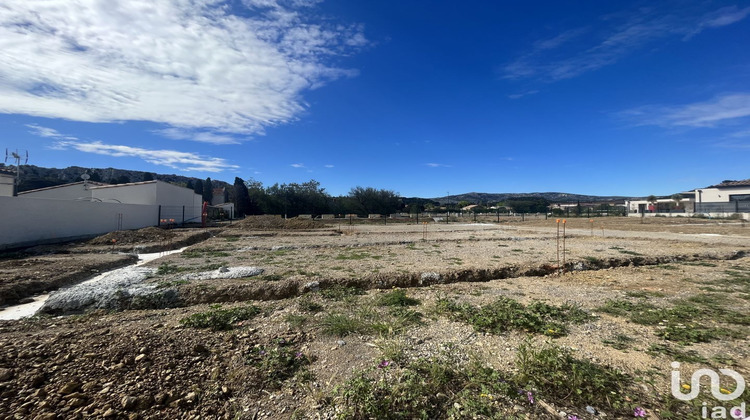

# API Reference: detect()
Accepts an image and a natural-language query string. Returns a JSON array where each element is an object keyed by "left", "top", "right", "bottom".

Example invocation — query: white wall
[
  {"left": 696, "top": 187, "right": 750, "bottom": 203},
  {"left": 155, "top": 181, "right": 203, "bottom": 223},
  {"left": 19, "top": 182, "right": 96, "bottom": 200},
  {"left": 0, "top": 174, "right": 13, "bottom": 197},
  {"left": 0, "top": 196, "right": 158, "bottom": 250},
  {"left": 91, "top": 182, "right": 158, "bottom": 204}
]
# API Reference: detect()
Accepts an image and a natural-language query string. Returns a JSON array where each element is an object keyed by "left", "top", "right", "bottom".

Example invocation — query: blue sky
[{"left": 1, "top": 0, "right": 748, "bottom": 198}]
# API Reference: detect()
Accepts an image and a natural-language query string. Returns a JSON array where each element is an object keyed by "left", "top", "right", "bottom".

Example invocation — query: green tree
[
  {"left": 671, "top": 193, "right": 682, "bottom": 209},
  {"left": 203, "top": 178, "right": 213, "bottom": 203},
  {"left": 142, "top": 172, "right": 155, "bottom": 181},
  {"left": 193, "top": 179, "right": 203, "bottom": 198},
  {"left": 348, "top": 186, "right": 401, "bottom": 216},
  {"left": 233, "top": 177, "right": 250, "bottom": 217}
]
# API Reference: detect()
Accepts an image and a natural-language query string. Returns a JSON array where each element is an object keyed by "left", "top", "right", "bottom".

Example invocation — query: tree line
[{"left": 231, "top": 178, "right": 404, "bottom": 218}]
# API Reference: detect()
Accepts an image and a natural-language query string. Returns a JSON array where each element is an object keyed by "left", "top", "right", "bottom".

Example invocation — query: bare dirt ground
[{"left": 0, "top": 217, "right": 748, "bottom": 419}]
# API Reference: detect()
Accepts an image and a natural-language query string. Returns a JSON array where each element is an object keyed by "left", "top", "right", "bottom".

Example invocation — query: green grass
[
  {"left": 335, "top": 251, "right": 382, "bottom": 260},
  {"left": 320, "top": 312, "right": 370, "bottom": 336},
  {"left": 246, "top": 340, "right": 312, "bottom": 389},
  {"left": 319, "top": 285, "right": 366, "bottom": 301},
  {"left": 334, "top": 342, "right": 643, "bottom": 419},
  {"left": 284, "top": 313, "right": 308, "bottom": 329},
  {"left": 180, "top": 305, "right": 260, "bottom": 331},
  {"left": 597, "top": 295, "right": 747, "bottom": 344},
  {"left": 377, "top": 289, "right": 420, "bottom": 307},
  {"left": 602, "top": 334, "right": 635, "bottom": 351},
  {"left": 333, "top": 350, "right": 518, "bottom": 419},
  {"left": 181, "top": 247, "right": 231, "bottom": 258},
  {"left": 297, "top": 297, "right": 323, "bottom": 313},
  {"left": 515, "top": 341, "right": 637, "bottom": 413},
  {"left": 646, "top": 343, "right": 707, "bottom": 363},
  {"left": 321, "top": 305, "right": 424, "bottom": 337},
  {"left": 436, "top": 296, "right": 593, "bottom": 338},
  {"left": 625, "top": 290, "right": 666, "bottom": 298},
  {"left": 156, "top": 262, "right": 189, "bottom": 275}
]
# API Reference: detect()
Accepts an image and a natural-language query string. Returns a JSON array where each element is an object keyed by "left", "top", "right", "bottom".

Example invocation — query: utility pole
[{"left": 4, "top": 149, "right": 29, "bottom": 196}]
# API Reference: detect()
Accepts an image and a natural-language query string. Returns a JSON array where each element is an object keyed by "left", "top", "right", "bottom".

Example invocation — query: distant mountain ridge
[
  {"left": 4, "top": 164, "right": 634, "bottom": 203},
  {"left": 432, "top": 192, "right": 631, "bottom": 204},
  {"left": 0, "top": 164, "right": 230, "bottom": 193}
]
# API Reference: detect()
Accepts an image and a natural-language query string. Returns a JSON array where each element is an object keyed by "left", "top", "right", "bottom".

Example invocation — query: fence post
[{"left": 158, "top": 205, "right": 162, "bottom": 226}]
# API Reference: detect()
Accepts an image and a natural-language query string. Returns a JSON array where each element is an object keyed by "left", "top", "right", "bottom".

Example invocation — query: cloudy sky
[{"left": 1, "top": 0, "right": 748, "bottom": 197}]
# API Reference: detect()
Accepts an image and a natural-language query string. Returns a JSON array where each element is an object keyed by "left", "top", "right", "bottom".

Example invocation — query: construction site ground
[{"left": 0, "top": 216, "right": 748, "bottom": 419}]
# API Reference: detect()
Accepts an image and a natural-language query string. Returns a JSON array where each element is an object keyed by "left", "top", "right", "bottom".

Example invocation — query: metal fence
[
  {"left": 158, "top": 205, "right": 203, "bottom": 226},
  {"left": 695, "top": 201, "right": 750, "bottom": 213}
]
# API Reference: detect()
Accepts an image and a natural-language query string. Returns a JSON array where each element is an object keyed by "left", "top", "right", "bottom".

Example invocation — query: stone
[
  {"left": 184, "top": 392, "right": 197, "bottom": 403},
  {"left": 0, "top": 368, "right": 12, "bottom": 381},
  {"left": 134, "top": 354, "right": 147, "bottom": 363},
  {"left": 59, "top": 381, "right": 82, "bottom": 395},
  {"left": 121, "top": 396, "right": 138, "bottom": 410},
  {"left": 102, "top": 409, "right": 116, "bottom": 418},
  {"left": 302, "top": 281, "right": 320, "bottom": 292}
]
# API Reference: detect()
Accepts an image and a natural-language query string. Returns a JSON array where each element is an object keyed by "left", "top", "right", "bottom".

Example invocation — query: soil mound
[
  {"left": 230, "top": 215, "right": 322, "bottom": 230},
  {"left": 89, "top": 227, "right": 177, "bottom": 245}
]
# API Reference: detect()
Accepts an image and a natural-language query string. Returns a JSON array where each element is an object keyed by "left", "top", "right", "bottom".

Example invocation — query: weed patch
[
  {"left": 180, "top": 305, "right": 260, "bottom": 331},
  {"left": 246, "top": 339, "right": 312, "bottom": 390},
  {"left": 333, "top": 351, "right": 518, "bottom": 419},
  {"left": 436, "top": 296, "right": 593, "bottom": 337},
  {"left": 376, "top": 289, "right": 420, "bottom": 307},
  {"left": 319, "top": 285, "right": 366, "bottom": 301},
  {"left": 516, "top": 341, "right": 638, "bottom": 414}
]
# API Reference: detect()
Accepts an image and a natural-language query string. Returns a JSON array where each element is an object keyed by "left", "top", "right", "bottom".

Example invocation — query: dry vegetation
[{"left": 0, "top": 216, "right": 748, "bottom": 419}]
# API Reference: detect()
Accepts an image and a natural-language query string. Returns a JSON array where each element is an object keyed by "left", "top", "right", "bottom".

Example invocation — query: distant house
[
  {"left": 0, "top": 169, "right": 14, "bottom": 197},
  {"left": 694, "top": 179, "right": 750, "bottom": 217},
  {"left": 696, "top": 179, "right": 750, "bottom": 204},
  {"left": 211, "top": 187, "right": 227, "bottom": 205},
  {"left": 626, "top": 193, "right": 695, "bottom": 214},
  {"left": 461, "top": 204, "right": 479, "bottom": 212}
]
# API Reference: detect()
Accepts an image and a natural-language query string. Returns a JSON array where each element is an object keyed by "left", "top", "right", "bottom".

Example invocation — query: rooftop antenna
[{"left": 4, "top": 148, "right": 29, "bottom": 196}]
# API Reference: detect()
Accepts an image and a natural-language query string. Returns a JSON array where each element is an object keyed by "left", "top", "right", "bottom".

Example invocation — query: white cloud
[
  {"left": 503, "top": 6, "right": 750, "bottom": 82},
  {"left": 507, "top": 90, "right": 538, "bottom": 100},
  {"left": 425, "top": 163, "right": 451, "bottom": 168},
  {"left": 26, "top": 124, "right": 77, "bottom": 140},
  {"left": 54, "top": 140, "right": 239, "bottom": 172},
  {"left": 154, "top": 128, "right": 240, "bottom": 145},
  {"left": 0, "top": 1, "right": 366, "bottom": 139},
  {"left": 623, "top": 93, "right": 750, "bottom": 128},
  {"left": 290, "top": 163, "right": 305, "bottom": 168},
  {"left": 324, "top": 164, "right": 334, "bottom": 168}
]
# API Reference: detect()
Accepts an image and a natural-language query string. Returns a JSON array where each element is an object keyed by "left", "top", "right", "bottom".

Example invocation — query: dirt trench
[{"left": 176, "top": 249, "right": 747, "bottom": 306}]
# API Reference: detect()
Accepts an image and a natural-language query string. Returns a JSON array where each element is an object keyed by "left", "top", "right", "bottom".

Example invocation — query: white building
[
  {"left": 626, "top": 194, "right": 694, "bottom": 215},
  {"left": 695, "top": 179, "right": 750, "bottom": 204},
  {"left": 1, "top": 179, "right": 205, "bottom": 249},
  {"left": 694, "top": 179, "right": 750, "bottom": 218},
  {"left": 90, "top": 181, "right": 203, "bottom": 223},
  {"left": 18, "top": 181, "right": 108, "bottom": 200}
]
